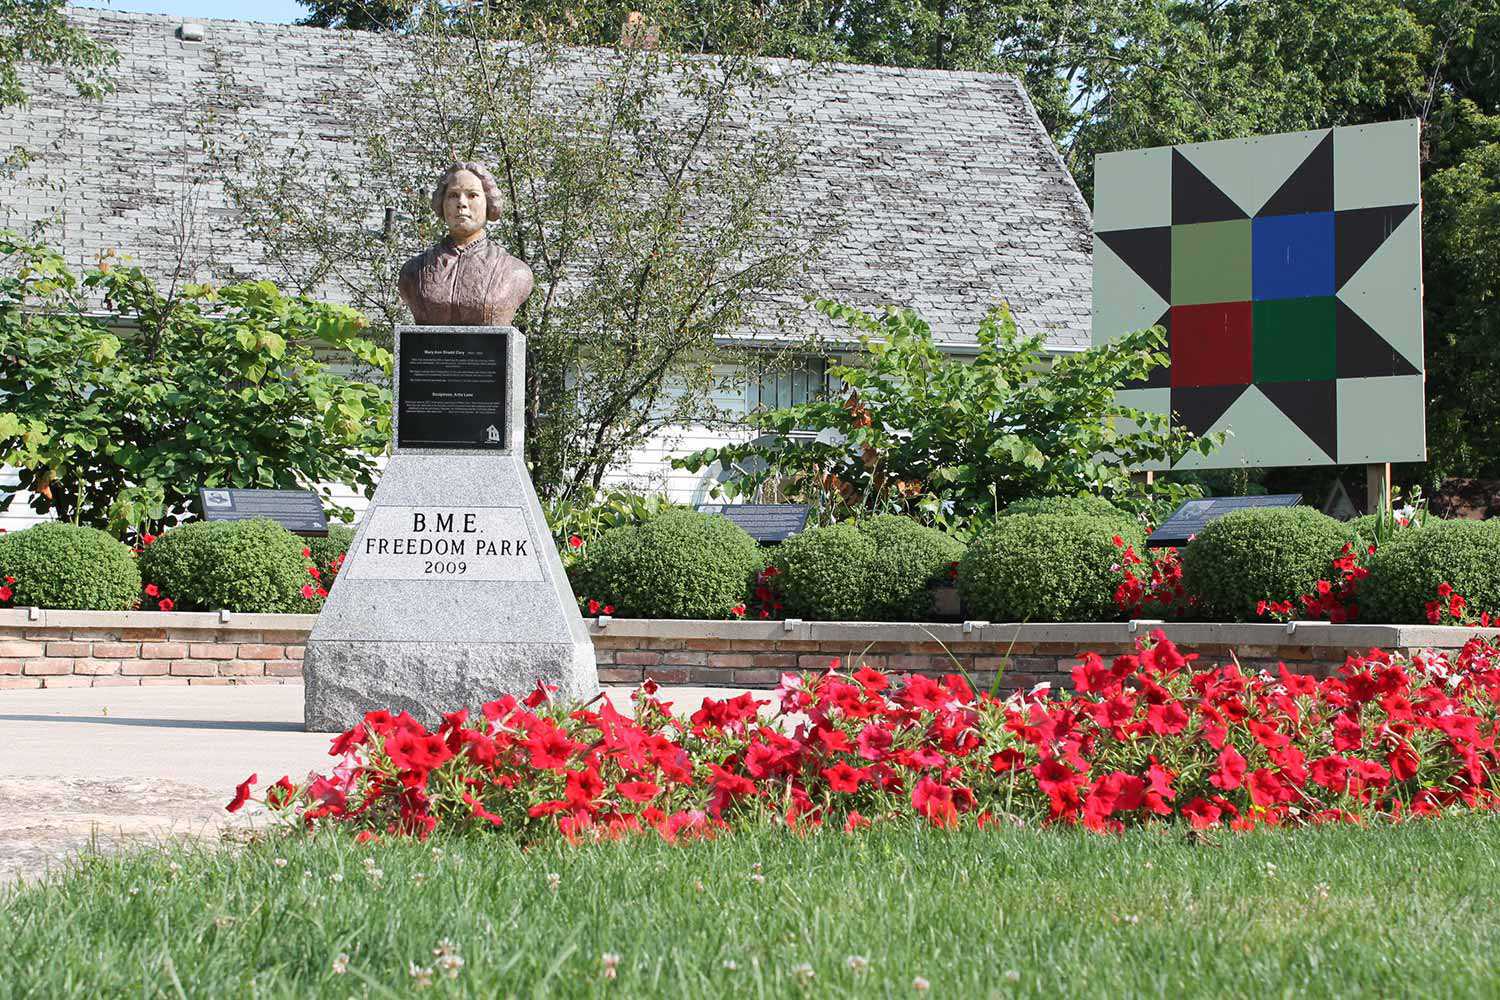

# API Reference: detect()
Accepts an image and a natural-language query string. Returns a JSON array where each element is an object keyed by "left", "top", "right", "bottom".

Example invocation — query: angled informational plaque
[
  {"left": 198, "top": 487, "right": 329, "bottom": 537},
  {"left": 1148, "top": 494, "right": 1303, "bottom": 548},
  {"left": 696, "top": 503, "right": 811, "bottom": 544},
  {"left": 1093, "top": 120, "right": 1425, "bottom": 469}
]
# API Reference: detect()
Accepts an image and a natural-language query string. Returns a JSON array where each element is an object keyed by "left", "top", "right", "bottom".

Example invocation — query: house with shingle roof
[{"left": 0, "top": 10, "right": 1094, "bottom": 526}]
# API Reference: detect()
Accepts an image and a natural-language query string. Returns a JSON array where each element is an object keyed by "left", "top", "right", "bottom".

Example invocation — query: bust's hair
[{"left": 430, "top": 161, "right": 504, "bottom": 222}]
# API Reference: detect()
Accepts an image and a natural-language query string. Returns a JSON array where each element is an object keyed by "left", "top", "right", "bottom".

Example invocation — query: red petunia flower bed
[{"left": 231, "top": 632, "right": 1500, "bottom": 841}]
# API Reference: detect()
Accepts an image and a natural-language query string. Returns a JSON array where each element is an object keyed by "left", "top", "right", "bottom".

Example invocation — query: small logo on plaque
[{"left": 484, "top": 424, "right": 501, "bottom": 444}]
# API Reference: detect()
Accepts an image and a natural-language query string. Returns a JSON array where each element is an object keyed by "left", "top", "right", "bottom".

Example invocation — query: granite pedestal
[{"left": 303, "top": 327, "right": 598, "bottom": 731}]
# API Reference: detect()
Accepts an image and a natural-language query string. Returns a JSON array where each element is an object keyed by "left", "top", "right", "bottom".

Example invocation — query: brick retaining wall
[{"left": 2, "top": 609, "right": 1495, "bottom": 692}]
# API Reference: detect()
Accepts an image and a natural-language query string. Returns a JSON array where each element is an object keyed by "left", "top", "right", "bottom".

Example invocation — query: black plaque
[
  {"left": 198, "top": 488, "right": 329, "bottom": 536},
  {"left": 1149, "top": 493, "right": 1303, "bottom": 548},
  {"left": 696, "top": 503, "right": 811, "bottom": 544},
  {"left": 397, "top": 331, "right": 507, "bottom": 451}
]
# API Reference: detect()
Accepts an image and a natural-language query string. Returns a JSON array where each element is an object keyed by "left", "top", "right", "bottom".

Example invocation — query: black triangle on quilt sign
[
  {"left": 1170, "top": 384, "right": 1248, "bottom": 437},
  {"left": 1124, "top": 309, "right": 1172, "bottom": 390},
  {"left": 1257, "top": 380, "right": 1338, "bottom": 462},
  {"left": 1335, "top": 203, "right": 1417, "bottom": 289},
  {"left": 1336, "top": 300, "right": 1421, "bottom": 378},
  {"left": 1257, "top": 131, "right": 1334, "bottom": 217},
  {"left": 1172, "top": 149, "right": 1249, "bottom": 225},
  {"left": 1098, "top": 227, "right": 1172, "bottom": 304}
]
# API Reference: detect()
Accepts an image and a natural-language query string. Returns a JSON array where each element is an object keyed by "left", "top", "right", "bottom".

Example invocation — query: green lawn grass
[{"left": 4, "top": 817, "right": 1500, "bottom": 998}]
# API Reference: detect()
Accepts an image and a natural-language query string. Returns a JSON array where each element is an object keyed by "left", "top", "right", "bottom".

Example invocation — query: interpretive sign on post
[
  {"left": 1149, "top": 494, "right": 1303, "bottom": 548},
  {"left": 696, "top": 503, "right": 811, "bottom": 544},
  {"left": 198, "top": 487, "right": 328, "bottom": 536}
]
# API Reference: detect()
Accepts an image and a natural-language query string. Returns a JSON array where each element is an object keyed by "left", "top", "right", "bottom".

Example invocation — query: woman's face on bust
[{"left": 442, "top": 170, "right": 487, "bottom": 244}]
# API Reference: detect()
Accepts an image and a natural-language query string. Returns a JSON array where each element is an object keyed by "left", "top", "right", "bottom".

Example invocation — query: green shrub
[
  {"left": 1180, "top": 507, "right": 1350, "bottom": 621},
  {"left": 1000, "top": 496, "right": 1129, "bottom": 521},
  {"left": 0, "top": 523, "right": 140, "bottom": 610},
  {"left": 958, "top": 514, "right": 1144, "bottom": 622},
  {"left": 307, "top": 524, "right": 355, "bottom": 573},
  {"left": 765, "top": 523, "right": 877, "bottom": 621},
  {"left": 138, "top": 518, "right": 315, "bottom": 613},
  {"left": 1360, "top": 519, "right": 1500, "bottom": 624},
  {"left": 857, "top": 515, "right": 964, "bottom": 621},
  {"left": 571, "top": 510, "right": 762, "bottom": 619}
]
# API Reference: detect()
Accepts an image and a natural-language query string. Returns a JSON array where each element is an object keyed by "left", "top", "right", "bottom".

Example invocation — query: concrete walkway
[{"left": 0, "top": 683, "right": 753, "bottom": 884}]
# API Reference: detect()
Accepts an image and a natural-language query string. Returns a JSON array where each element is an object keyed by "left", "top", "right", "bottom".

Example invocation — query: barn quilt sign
[{"left": 1091, "top": 120, "right": 1425, "bottom": 469}]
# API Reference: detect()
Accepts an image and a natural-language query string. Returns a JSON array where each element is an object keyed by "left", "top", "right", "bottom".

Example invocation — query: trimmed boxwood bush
[
  {"left": 771, "top": 523, "right": 879, "bottom": 621},
  {"left": 571, "top": 509, "right": 761, "bottom": 619},
  {"left": 138, "top": 518, "right": 314, "bottom": 613},
  {"left": 0, "top": 523, "right": 140, "bottom": 610},
  {"left": 1000, "top": 495, "right": 1128, "bottom": 521},
  {"left": 958, "top": 514, "right": 1145, "bottom": 622},
  {"left": 1180, "top": 507, "right": 1349, "bottom": 621},
  {"left": 1360, "top": 519, "right": 1500, "bottom": 624},
  {"left": 858, "top": 515, "right": 964, "bottom": 621}
]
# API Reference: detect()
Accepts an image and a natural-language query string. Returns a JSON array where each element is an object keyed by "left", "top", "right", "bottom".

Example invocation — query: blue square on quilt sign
[{"left": 1251, "top": 211, "right": 1335, "bottom": 301}]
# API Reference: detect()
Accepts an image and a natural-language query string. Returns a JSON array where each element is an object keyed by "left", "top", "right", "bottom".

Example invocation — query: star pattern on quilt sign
[{"left": 1090, "top": 120, "right": 1426, "bottom": 469}]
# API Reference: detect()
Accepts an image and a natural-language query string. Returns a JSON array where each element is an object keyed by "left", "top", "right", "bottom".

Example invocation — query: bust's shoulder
[
  {"left": 492, "top": 244, "right": 533, "bottom": 285},
  {"left": 400, "top": 244, "right": 438, "bottom": 281}
]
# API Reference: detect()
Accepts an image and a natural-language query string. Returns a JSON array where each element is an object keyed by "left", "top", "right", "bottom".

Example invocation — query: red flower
[
  {"left": 1388, "top": 742, "right": 1419, "bottom": 782},
  {"left": 1181, "top": 797, "right": 1222, "bottom": 830},
  {"left": 616, "top": 780, "right": 660, "bottom": 803},
  {"left": 462, "top": 792, "right": 505, "bottom": 826},
  {"left": 852, "top": 665, "right": 888, "bottom": 693},
  {"left": 729, "top": 604, "right": 746, "bottom": 618},
  {"left": 604, "top": 605, "right": 615, "bottom": 615},
  {"left": 856, "top": 723, "right": 893, "bottom": 761},
  {"left": 266, "top": 775, "right": 296, "bottom": 808},
  {"left": 1209, "top": 746, "right": 1247, "bottom": 790},
  {"left": 1247, "top": 767, "right": 1292, "bottom": 806},
  {"left": 1332, "top": 714, "right": 1363, "bottom": 752},
  {"left": 989, "top": 748, "right": 1026, "bottom": 773},
  {"left": 565, "top": 767, "right": 606, "bottom": 809},
  {"left": 911, "top": 776, "right": 959, "bottom": 828},
  {"left": 144, "top": 583, "right": 160, "bottom": 597},
  {"left": 1145, "top": 699, "right": 1189, "bottom": 736},
  {"left": 1083, "top": 771, "right": 1146, "bottom": 830},
  {"left": 158, "top": 597, "right": 175, "bottom": 612},
  {"left": 0, "top": 586, "right": 11, "bottom": 603},
  {"left": 226, "top": 773, "right": 257, "bottom": 812},
  {"left": 302, "top": 583, "right": 317, "bottom": 599},
  {"left": 823, "top": 762, "right": 869, "bottom": 794},
  {"left": 568, "top": 534, "right": 583, "bottom": 549},
  {"left": 526, "top": 726, "right": 579, "bottom": 770},
  {"left": 1310, "top": 754, "right": 1350, "bottom": 792},
  {"left": 844, "top": 811, "right": 871, "bottom": 833},
  {"left": 142, "top": 533, "right": 157, "bottom": 545},
  {"left": 588, "top": 599, "right": 601, "bottom": 615}
]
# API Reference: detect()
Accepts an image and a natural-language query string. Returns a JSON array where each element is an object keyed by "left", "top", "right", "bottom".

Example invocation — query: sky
[{"left": 72, "top": 1, "right": 305, "bottom": 24}]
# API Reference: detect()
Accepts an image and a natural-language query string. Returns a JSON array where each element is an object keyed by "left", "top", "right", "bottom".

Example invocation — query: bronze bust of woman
[{"left": 398, "top": 161, "right": 534, "bottom": 326}]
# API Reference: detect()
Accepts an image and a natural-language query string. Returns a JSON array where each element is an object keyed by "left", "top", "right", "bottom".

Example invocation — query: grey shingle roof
[{"left": 1, "top": 11, "right": 1093, "bottom": 351}]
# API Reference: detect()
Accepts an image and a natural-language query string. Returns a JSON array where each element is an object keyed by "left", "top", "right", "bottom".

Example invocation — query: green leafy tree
[
  {"left": 224, "top": 0, "right": 825, "bottom": 503},
  {"left": 0, "top": 0, "right": 114, "bottom": 111},
  {"left": 0, "top": 236, "right": 392, "bottom": 535},
  {"left": 674, "top": 299, "right": 1220, "bottom": 528},
  {"left": 297, "top": 0, "right": 417, "bottom": 30}
]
